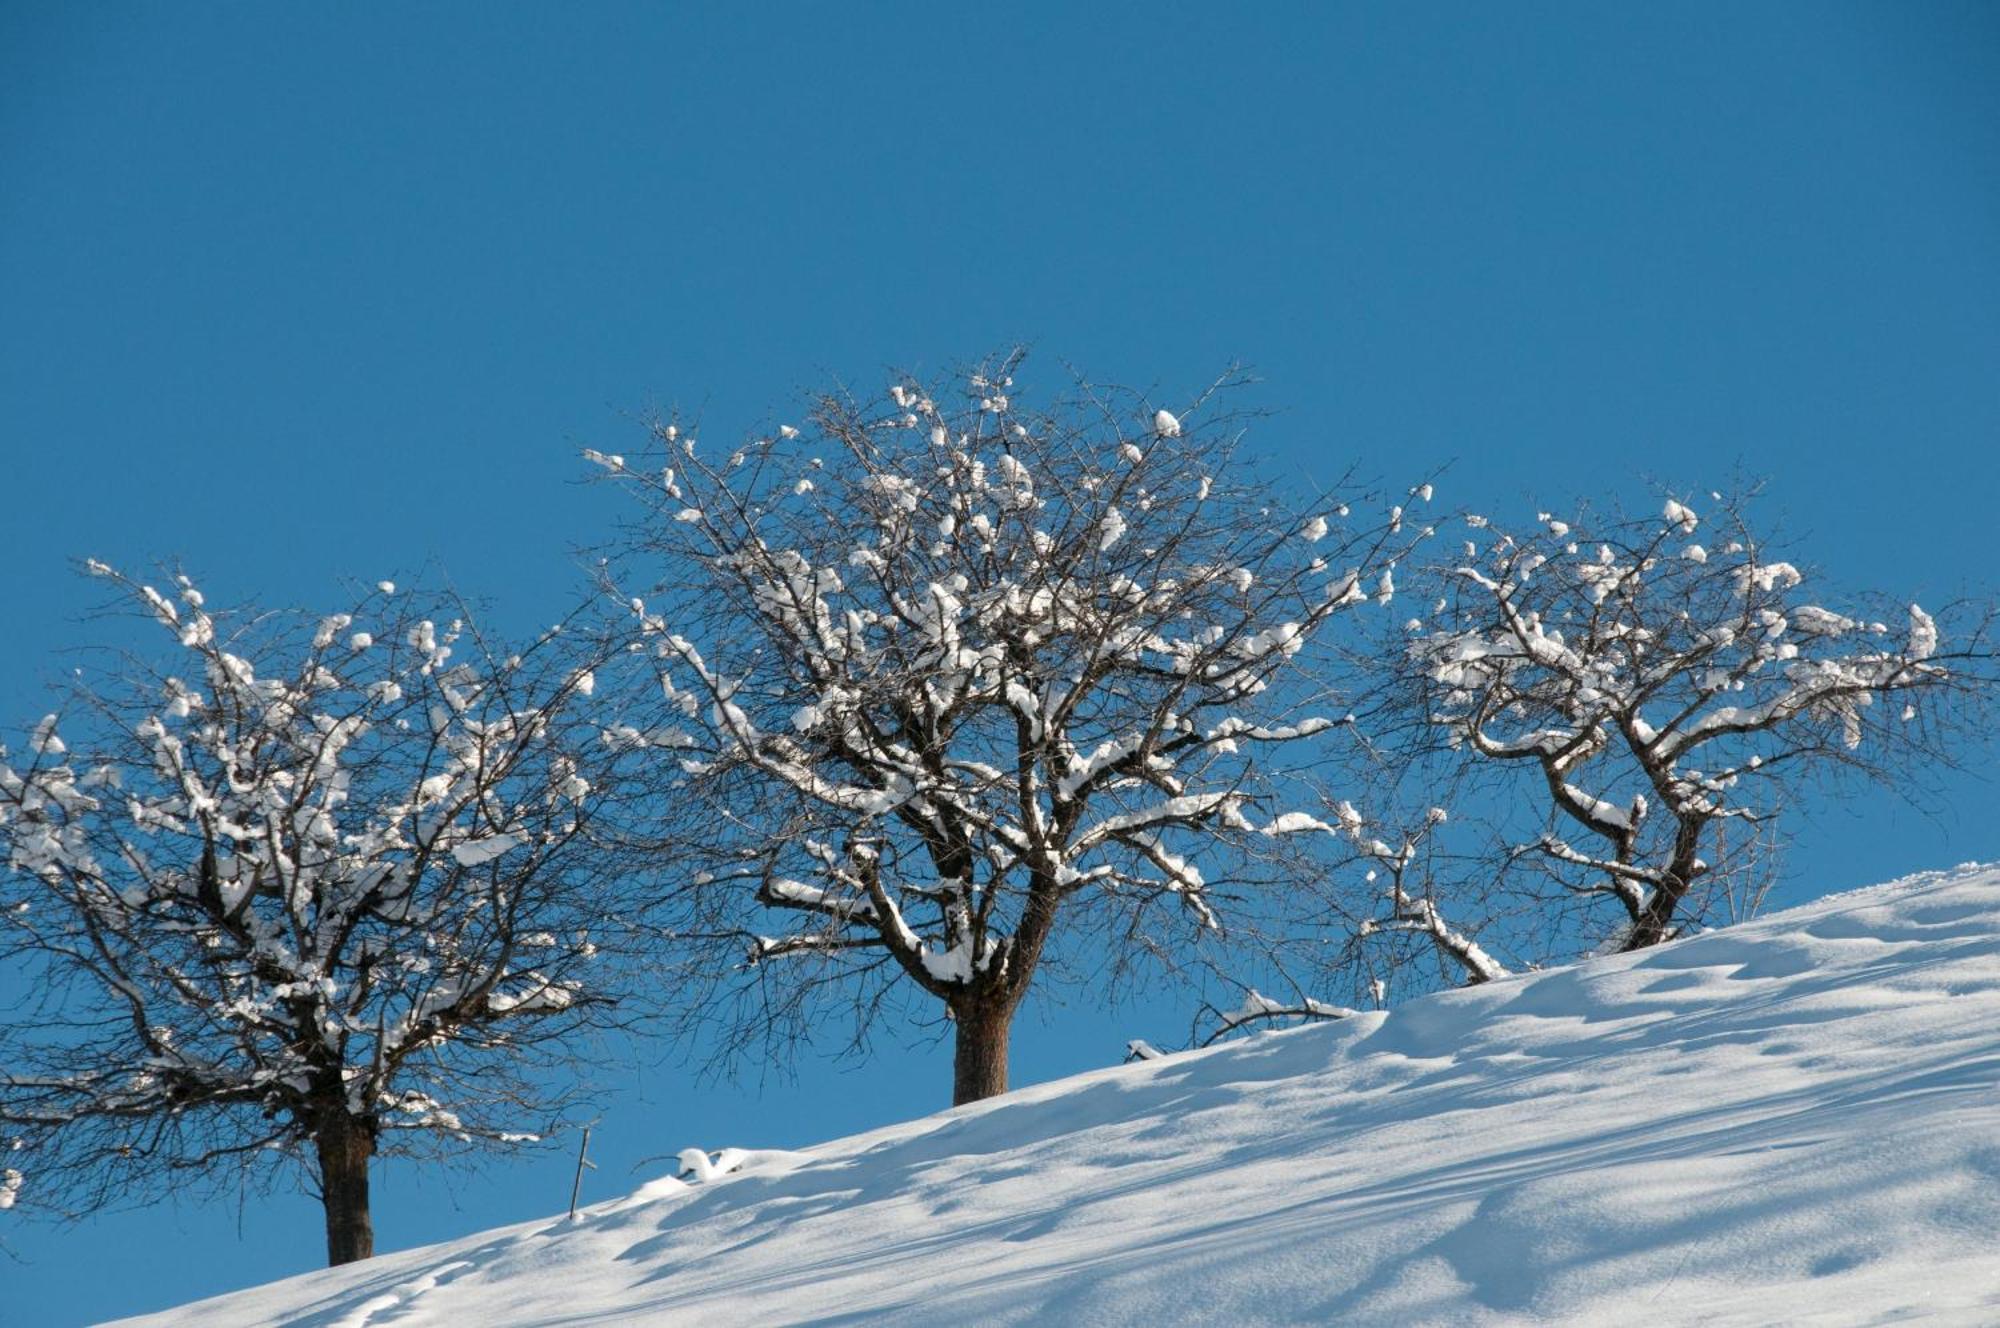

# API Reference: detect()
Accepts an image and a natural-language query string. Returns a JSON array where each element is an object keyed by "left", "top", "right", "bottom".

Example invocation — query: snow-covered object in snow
[
  {"left": 109, "top": 864, "right": 2000, "bottom": 1328},
  {"left": 676, "top": 1147, "right": 750, "bottom": 1182}
]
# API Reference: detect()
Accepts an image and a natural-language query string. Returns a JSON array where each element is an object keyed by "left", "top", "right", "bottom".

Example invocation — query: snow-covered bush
[
  {"left": 0, "top": 569, "right": 632, "bottom": 1264},
  {"left": 591, "top": 356, "right": 1422, "bottom": 1103},
  {"left": 1369, "top": 492, "right": 1993, "bottom": 965}
]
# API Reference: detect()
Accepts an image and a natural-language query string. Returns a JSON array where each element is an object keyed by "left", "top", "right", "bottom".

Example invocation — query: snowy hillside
[{"left": 117, "top": 866, "right": 2000, "bottom": 1327}]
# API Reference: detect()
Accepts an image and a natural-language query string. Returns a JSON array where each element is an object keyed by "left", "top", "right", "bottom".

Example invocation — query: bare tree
[
  {"left": 589, "top": 356, "right": 1420, "bottom": 1104},
  {"left": 1376, "top": 491, "right": 1994, "bottom": 958},
  {"left": 0, "top": 567, "right": 635, "bottom": 1265}
]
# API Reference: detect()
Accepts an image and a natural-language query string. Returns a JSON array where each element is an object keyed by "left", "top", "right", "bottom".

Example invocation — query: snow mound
[{"left": 114, "top": 866, "right": 2000, "bottom": 1326}]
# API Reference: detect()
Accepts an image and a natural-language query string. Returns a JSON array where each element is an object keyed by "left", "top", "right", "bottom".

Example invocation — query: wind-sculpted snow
[{"left": 117, "top": 864, "right": 2000, "bottom": 1326}]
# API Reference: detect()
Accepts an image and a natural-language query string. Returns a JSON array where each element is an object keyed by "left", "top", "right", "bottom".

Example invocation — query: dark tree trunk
[
  {"left": 1623, "top": 870, "right": 1693, "bottom": 950},
  {"left": 951, "top": 997, "right": 1013, "bottom": 1106},
  {"left": 1624, "top": 897, "right": 1678, "bottom": 949},
  {"left": 316, "top": 1114, "right": 377, "bottom": 1265},
  {"left": 1623, "top": 825, "right": 1706, "bottom": 951}
]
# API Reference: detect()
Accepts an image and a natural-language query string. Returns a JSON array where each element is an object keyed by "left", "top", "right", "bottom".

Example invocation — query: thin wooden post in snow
[{"left": 568, "top": 1126, "right": 596, "bottom": 1220}]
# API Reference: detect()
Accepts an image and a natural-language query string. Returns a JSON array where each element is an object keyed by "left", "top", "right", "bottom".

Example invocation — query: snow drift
[{"left": 115, "top": 866, "right": 2000, "bottom": 1326}]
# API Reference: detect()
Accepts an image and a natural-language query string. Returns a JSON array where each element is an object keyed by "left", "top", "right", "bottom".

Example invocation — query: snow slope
[{"left": 116, "top": 866, "right": 2000, "bottom": 1326}]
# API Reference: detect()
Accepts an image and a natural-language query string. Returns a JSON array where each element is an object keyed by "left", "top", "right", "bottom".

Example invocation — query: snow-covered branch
[{"left": 1193, "top": 988, "right": 1358, "bottom": 1047}]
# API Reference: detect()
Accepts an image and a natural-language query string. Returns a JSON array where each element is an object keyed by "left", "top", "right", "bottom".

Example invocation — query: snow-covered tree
[
  {"left": 0, "top": 569, "right": 631, "bottom": 1265},
  {"left": 1388, "top": 492, "right": 1993, "bottom": 955},
  {"left": 591, "top": 358, "right": 1420, "bottom": 1103}
]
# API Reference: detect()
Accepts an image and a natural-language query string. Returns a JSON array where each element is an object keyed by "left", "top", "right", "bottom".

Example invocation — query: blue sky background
[{"left": 3, "top": 5, "right": 1997, "bottom": 1321}]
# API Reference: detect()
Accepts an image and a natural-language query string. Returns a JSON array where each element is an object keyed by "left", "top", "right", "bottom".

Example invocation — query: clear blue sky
[{"left": 3, "top": 5, "right": 1996, "bottom": 1321}]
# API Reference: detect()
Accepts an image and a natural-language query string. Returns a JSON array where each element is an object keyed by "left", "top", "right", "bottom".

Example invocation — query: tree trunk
[
  {"left": 1623, "top": 828, "right": 1705, "bottom": 951},
  {"left": 1624, "top": 873, "right": 1690, "bottom": 950},
  {"left": 951, "top": 997, "right": 1013, "bottom": 1106},
  {"left": 316, "top": 1114, "right": 376, "bottom": 1265}
]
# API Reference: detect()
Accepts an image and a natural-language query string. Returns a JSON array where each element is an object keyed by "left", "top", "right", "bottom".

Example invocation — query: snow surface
[{"left": 114, "top": 865, "right": 2000, "bottom": 1327}]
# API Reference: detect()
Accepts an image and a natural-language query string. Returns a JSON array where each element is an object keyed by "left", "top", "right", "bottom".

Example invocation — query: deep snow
[{"left": 115, "top": 865, "right": 2000, "bottom": 1326}]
